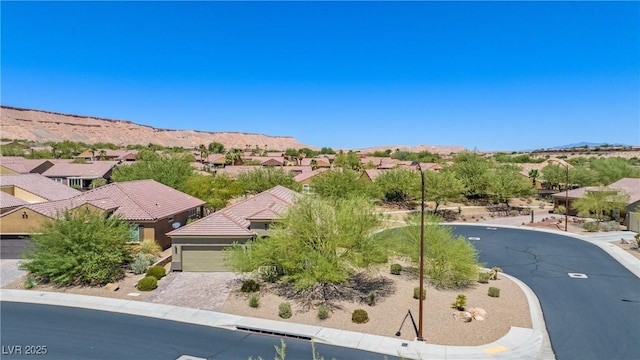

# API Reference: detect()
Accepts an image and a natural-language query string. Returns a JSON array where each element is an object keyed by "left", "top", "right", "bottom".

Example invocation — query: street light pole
[
  {"left": 414, "top": 162, "right": 426, "bottom": 341},
  {"left": 563, "top": 164, "right": 569, "bottom": 232}
]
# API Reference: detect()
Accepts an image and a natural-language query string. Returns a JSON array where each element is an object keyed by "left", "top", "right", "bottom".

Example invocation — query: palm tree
[{"left": 528, "top": 169, "right": 539, "bottom": 187}]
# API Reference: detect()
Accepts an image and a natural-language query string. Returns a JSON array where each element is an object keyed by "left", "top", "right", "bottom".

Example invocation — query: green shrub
[
  {"left": 583, "top": 222, "right": 599, "bottom": 232},
  {"left": 137, "top": 239, "right": 162, "bottom": 258},
  {"left": 451, "top": 294, "right": 467, "bottom": 310},
  {"left": 241, "top": 279, "right": 261, "bottom": 293},
  {"left": 278, "top": 302, "right": 292, "bottom": 319},
  {"left": 554, "top": 205, "right": 566, "bottom": 215},
  {"left": 145, "top": 265, "right": 166, "bottom": 280},
  {"left": 249, "top": 294, "right": 260, "bottom": 308},
  {"left": 23, "top": 275, "right": 37, "bottom": 289},
  {"left": 488, "top": 287, "right": 501, "bottom": 297},
  {"left": 130, "top": 253, "right": 151, "bottom": 275},
  {"left": 351, "top": 309, "right": 369, "bottom": 324},
  {"left": 413, "top": 287, "right": 426, "bottom": 300},
  {"left": 601, "top": 221, "right": 621, "bottom": 232},
  {"left": 367, "top": 291, "right": 376, "bottom": 306},
  {"left": 478, "top": 272, "right": 491, "bottom": 284},
  {"left": 317, "top": 305, "right": 330, "bottom": 320},
  {"left": 137, "top": 276, "right": 158, "bottom": 291},
  {"left": 390, "top": 263, "right": 402, "bottom": 275},
  {"left": 489, "top": 267, "right": 502, "bottom": 280}
]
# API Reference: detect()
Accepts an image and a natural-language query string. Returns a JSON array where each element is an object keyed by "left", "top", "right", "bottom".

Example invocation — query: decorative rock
[
  {"left": 469, "top": 307, "right": 487, "bottom": 321},
  {"left": 453, "top": 311, "right": 473, "bottom": 322},
  {"left": 104, "top": 283, "right": 119, "bottom": 291}
]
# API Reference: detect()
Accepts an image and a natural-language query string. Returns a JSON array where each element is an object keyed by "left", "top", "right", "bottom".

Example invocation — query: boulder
[
  {"left": 453, "top": 311, "right": 473, "bottom": 323},
  {"left": 105, "top": 283, "right": 119, "bottom": 291}
]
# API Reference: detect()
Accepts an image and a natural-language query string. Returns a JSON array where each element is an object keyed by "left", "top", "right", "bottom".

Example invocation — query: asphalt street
[
  {"left": 0, "top": 301, "right": 400, "bottom": 360},
  {"left": 450, "top": 225, "right": 640, "bottom": 360}
]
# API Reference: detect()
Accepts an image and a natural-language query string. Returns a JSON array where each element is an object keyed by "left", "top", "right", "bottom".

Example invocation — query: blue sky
[{"left": 2, "top": 1, "right": 639, "bottom": 151}]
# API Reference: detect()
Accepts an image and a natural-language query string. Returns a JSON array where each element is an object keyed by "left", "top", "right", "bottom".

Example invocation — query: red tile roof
[
  {"left": 0, "top": 173, "right": 82, "bottom": 201},
  {"left": 0, "top": 158, "right": 52, "bottom": 173},
  {"left": 73, "top": 180, "right": 205, "bottom": 221},
  {"left": 167, "top": 211, "right": 254, "bottom": 237},
  {"left": 42, "top": 162, "right": 118, "bottom": 177},
  {"left": 0, "top": 192, "right": 28, "bottom": 208}
]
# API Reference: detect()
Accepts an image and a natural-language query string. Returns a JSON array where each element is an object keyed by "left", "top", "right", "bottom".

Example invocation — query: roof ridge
[
  {"left": 111, "top": 181, "right": 157, "bottom": 220},
  {"left": 265, "top": 186, "right": 295, "bottom": 204},
  {"left": 220, "top": 210, "right": 251, "bottom": 229}
]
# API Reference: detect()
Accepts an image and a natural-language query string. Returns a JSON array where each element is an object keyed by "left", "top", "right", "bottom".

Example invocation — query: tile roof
[
  {"left": 168, "top": 185, "right": 300, "bottom": 237},
  {"left": 294, "top": 168, "right": 329, "bottom": 182},
  {"left": 0, "top": 192, "right": 28, "bottom": 209},
  {"left": 166, "top": 211, "right": 254, "bottom": 237},
  {"left": 2, "top": 197, "right": 119, "bottom": 219},
  {"left": 0, "top": 158, "right": 52, "bottom": 173},
  {"left": 214, "top": 166, "right": 262, "bottom": 178},
  {"left": 551, "top": 177, "right": 640, "bottom": 204},
  {"left": 42, "top": 162, "right": 118, "bottom": 177},
  {"left": 0, "top": 173, "right": 82, "bottom": 201},
  {"left": 73, "top": 180, "right": 205, "bottom": 221}
]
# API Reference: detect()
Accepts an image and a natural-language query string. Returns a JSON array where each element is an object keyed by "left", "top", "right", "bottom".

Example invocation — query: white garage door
[{"left": 181, "top": 246, "right": 229, "bottom": 272}]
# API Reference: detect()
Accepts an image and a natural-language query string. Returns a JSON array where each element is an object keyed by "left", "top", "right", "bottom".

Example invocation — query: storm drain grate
[
  {"left": 568, "top": 273, "right": 588, "bottom": 279},
  {"left": 236, "top": 326, "right": 313, "bottom": 340}
]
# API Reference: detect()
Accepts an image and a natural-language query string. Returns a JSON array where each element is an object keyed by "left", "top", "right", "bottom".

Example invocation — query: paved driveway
[
  {"left": 1, "top": 260, "right": 27, "bottom": 287},
  {"left": 144, "top": 272, "right": 239, "bottom": 311}
]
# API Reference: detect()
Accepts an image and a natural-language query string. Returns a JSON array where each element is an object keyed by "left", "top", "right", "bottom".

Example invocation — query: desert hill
[{"left": 0, "top": 106, "right": 314, "bottom": 150}]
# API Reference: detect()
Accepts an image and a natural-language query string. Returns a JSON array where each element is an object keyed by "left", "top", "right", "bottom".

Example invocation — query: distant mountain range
[{"left": 548, "top": 142, "right": 630, "bottom": 150}]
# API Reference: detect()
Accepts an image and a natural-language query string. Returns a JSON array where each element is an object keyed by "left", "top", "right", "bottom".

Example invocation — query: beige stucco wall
[
  {"left": 13, "top": 187, "right": 48, "bottom": 203},
  {"left": 0, "top": 166, "right": 19, "bottom": 175},
  {"left": 0, "top": 209, "right": 49, "bottom": 234}
]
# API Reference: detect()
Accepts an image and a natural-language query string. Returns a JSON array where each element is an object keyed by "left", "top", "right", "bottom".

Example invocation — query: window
[
  {"left": 130, "top": 225, "right": 141, "bottom": 243},
  {"left": 69, "top": 178, "right": 82, "bottom": 189},
  {"left": 188, "top": 207, "right": 198, "bottom": 218}
]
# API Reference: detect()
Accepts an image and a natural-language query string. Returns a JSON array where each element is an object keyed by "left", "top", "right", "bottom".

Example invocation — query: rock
[
  {"left": 105, "top": 283, "right": 119, "bottom": 291},
  {"left": 469, "top": 307, "right": 487, "bottom": 321},
  {"left": 453, "top": 311, "right": 473, "bottom": 322}
]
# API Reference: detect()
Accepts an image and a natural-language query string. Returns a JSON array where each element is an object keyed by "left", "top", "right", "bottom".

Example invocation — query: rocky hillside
[{"left": 0, "top": 106, "right": 314, "bottom": 150}]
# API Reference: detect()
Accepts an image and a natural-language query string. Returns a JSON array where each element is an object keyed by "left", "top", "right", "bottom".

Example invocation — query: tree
[
  {"left": 333, "top": 150, "right": 361, "bottom": 170},
  {"left": 319, "top": 147, "right": 336, "bottom": 155},
  {"left": 111, "top": 149, "right": 195, "bottom": 191},
  {"left": 373, "top": 168, "right": 419, "bottom": 207},
  {"left": 528, "top": 169, "right": 539, "bottom": 187},
  {"left": 378, "top": 214, "right": 479, "bottom": 288},
  {"left": 225, "top": 148, "right": 244, "bottom": 165},
  {"left": 183, "top": 173, "right": 244, "bottom": 211},
  {"left": 422, "top": 170, "right": 466, "bottom": 213},
  {"left": 449, "top": 151, "right": 491, "bottom": 199},
  {"left": 588, "top": 157, "right": 640, "bottom": 185},
  {"left": 568, "top": 166, "right": 597, "bottom": 187},
  {"left": 572, "top": 187, "right": 629, "bottom": 223},
  {"left": 89, "top": 178, "right": 107, "bottom": 189},
  {"left": 311, "top": 169, "right": 371, "bottom": 200},
  {"left": 540, "top": 164, "right": 567, "bottom": 191},
  {"left": 236, "top": 167, "right": 301, "bottom": 194},
  {"left": 208, "top": 141, "right": 226, "bottom": 154},
  {"left": 21, "top": 210, "right": 133, "bottom": 286},
  {"left": 225, "top": 196, "right": 385, "bottom": 293},
  {"left": 486, "top": 165, "right": 535, "bottom": 210}
]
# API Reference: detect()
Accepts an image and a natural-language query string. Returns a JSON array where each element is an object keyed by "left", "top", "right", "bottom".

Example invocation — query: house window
[
  {"left": 53, "top": 178, "right": 64, "bottom": 184},
  {"left": 130, "top": 225, "right": 141, "bottom": 243},
  {"left": 69, "top": 178, "right": 82, "bottom": 189},
  {"left": 188, "top": 207, "right": 198, "bottom": 218}
]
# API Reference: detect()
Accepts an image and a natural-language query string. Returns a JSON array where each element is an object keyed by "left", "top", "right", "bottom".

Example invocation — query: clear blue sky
[{"left": 2, "top": 1, "right": 639, "bottom": 151}]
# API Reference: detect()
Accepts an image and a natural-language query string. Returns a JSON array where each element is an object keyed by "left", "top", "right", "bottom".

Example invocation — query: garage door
[
  {"left": 1, "top": 237, "right": 31, "bottom": 259},
  {"left": 181, "top": 246, "right": 230, "bottom": 272}
]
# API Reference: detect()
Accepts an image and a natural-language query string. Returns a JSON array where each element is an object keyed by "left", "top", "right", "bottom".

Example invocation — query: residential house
[
  {"left": 0, "top": 173, "right": 81, "bottom": 204},
  {"left": 551, "top": 178, "right": 640, "bottom": 227},
  {"left": 76, "top": 149, "right": 138, "bottom": 162},
  {"left": 168, "top": 185, "right": 299, "bottom": 272},
  {"left": 294, "top": 168, "right": 329, "bottom": 193},
  {"left": 41, "top": 161, "right": 119, "bottom": 190},
  {"left": 203, "top": 153, "right": 227, "bottom": 168},
  {"left": 301, "top": 157, "right": 331, "bottom": 169},
  {"left": 0, "top": 157, "right": 55, "bottom": 175}
]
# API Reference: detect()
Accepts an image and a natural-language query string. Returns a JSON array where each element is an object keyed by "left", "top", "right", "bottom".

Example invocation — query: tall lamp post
[{"left": 412, "top": 161, "right": 426, "bottom": 341}]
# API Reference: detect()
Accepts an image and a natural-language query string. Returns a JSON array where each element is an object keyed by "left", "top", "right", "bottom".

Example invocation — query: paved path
[
  {"left": 145, "top": 272, "right": 239, "bottom": 311},
  {"left": 0, "top": 260, "right": 26, "bottom": 287}
]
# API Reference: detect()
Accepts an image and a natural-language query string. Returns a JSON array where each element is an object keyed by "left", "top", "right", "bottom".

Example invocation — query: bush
[
  {"left": 488, "top": 287, "right": 501, "bottom": 297},
  {"left": 554, "top": 205, "right": 566, "bottom": 215},
  {"left": 390, "top": 263, "right": 402, "bottom": 275},
  {"left": 451, "top": 294, "right": 467, "bottom": 310},
  {"left": 478, "top": 272, "right": 491, "bottom": 284},
  {"left": 413, "top": 287, "right": 426, "bottom": 300},
  {"left": 137, "top": 239, "right": 162, "bottom": 258},
  {"left": 278, "top": 302, "right": 292, "bottom": 319},
  {"left": 137, "top": 276, "right": 158, "bottom": 291},
  {"left": 583, "top": 222, "right": 600, "bottom": 232},
  {"left": 489, "top": 267, "right": 502, "bottom": 280},
  {"left": 367, "top": 291, "right": 376, "bottom": 306},
  {"left": 249, "top": 294, "right": 260, "bottom": 308},
  {"left": 23, "top": 275, "right": 37, "bottom": 289},
  {"left": 145, "top": 265, "right": 166, "bottom": 280},
  {"left": 601, "top": 221, "right": 621, "bottom": 232},
  {"left": 351, "top": 309, "right": 369, "bottom": 324},
  {"left": 241, "top": 279, "right": 261, "bottom": 293},
  {"left": 317, "top": 305, "right": 330, "bottom": 320},
  {"left": 130, "top": 253, "right": 152, "bottom": 275}
]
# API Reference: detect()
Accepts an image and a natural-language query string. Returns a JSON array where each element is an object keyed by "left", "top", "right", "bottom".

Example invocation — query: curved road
[
  {"left": 0, "top": 301, "right": 398, "bottom": 360},
  {"left": 450, "top": 225, "right": 640, "bottom": 360}
]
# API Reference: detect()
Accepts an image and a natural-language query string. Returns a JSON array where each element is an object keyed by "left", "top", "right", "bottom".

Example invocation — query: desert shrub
[
  {"left": 554, "top": 205, "right": 566, "bottom": 215},
  {"left": 23, "top": 275, "right": 37, "bottom": 289},
  {"left": 413, "top": 287, "right": 426, "bottom": 300},
  {"left": 145, "top": 265, "right": 166, "bottom": 280},
  {"left": 258, "top": 265, "right": 281, "bottom": 283},
  {"left": 367, "top": 291, "right": 376, "bottom": 306},
  {"left": 249, "top": 294, "right": 260, "bottom": 308},
  {"left": 241, "top": 279, "right": 260, "bottom": 293},
  {"left": 489, "top": 267, "right": 502, "bottom": 280},
  {"left": 509, "top": 209, "right": 519, "bottom": 216},
  {"left": 137, "top": 276, "right": 158, "bottom": 291},
  {"left": 583, "top": 222, "right": 600, "bottom": 232},
  {"left": 601, "top": 221, "right": 621, "bottom": 232},
  {"left": 351, "top": 309, "right": 369, "bottom": 324},
  {"left": 478, "top": 272, "right": 491, "bottom": 284},
  {"left": 390, "top": 263, "right": 402, "bottom": 275},
  {"left": 130, "top": 253, "right": 152, "bottom": 275},
  {"left": 317, "top": 305, "right": 330, "bottom": 320},
  {"left": 278, "top": 302, "right": 292, "bottom": 319},
  {"left": 488, "top": 287, "right": 501, "bottom": 297},
  {"left": 451, "top": 294, "right": 467, "bottom": 310},
  {"left": 137, "top": 239, "right": 162, "bottom": 258}
]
